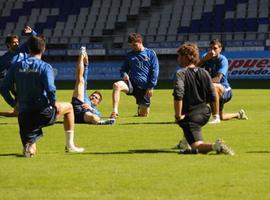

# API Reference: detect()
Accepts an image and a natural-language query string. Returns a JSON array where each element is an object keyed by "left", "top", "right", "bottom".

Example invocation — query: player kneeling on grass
[
  {"left": 0, "top": 35, "right": 84, "bottom": 157},
  {"left": 71, "top": 47, "right": 115, "bottom": 125},
  {"left": 198, "top": 39, "right": 248, "bottom": 124},
  {"left": 173, "top": 42, "right": 234, "bottom": 155},
  {"left": 110, "top": 32, "right": 159, "bottom": 118}
]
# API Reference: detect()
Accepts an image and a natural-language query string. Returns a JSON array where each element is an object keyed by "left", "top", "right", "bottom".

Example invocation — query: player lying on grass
[
  {"left": 0, "top": 35, "right": 84, "bottom": 157},
  {"left": 71, "top": 47, "right": 115, "bottom": 125},
  {"left": 173, "top": 42, "right": 234, "bottom": 155}
]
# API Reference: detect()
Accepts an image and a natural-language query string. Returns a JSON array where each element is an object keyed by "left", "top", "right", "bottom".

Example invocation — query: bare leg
[
  {"left": 190, "top": 140, "right": 234, "bottom": 155},
  {"left": 209, "top": 83, "right": 224, "bottom": 124},
  {"left": 0, "top": 109, "right": 18, "bottom": 117},
  {"left": 221, "top": 112, "right": 240, "bottom": 120},
  {"left": 191, "top": 141, "right": 213, "bottom": 154},
  {"left": 72, "top": 53, "right": 88, "bottom": 101},
  {"left": 84, "top": 112, "right": 101, "bottom": 124},
  {"left": 111, "top": 80, "right": 129, "bottom": 116},
  {"left": 212, "top": 85, "right": 220, "bottom": 116},
  {"left": 55, "top": 102, "right": 74, "bottom": 130},
  {"left": 55, "top": 102, "right": 84, "bottom": 152}
]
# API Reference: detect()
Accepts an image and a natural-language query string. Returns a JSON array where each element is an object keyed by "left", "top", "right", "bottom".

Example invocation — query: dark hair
[
  {"left": 128, "top": 32, "right": 143, "bottom": 43},
  {"left": 28, "top": 35, "right": 46, "bottom": 54},
  {"left": 91, "top": 91, "right": 103, "bottom": 102},
  {"left": 5, "top": 35, "right": 20, "bottom": 48},
  {"left": 177, "top": 42, "right": 200, "bottom": 65},
  {"left": 209, "top": 38, "right": 222, "bottom": 48}
]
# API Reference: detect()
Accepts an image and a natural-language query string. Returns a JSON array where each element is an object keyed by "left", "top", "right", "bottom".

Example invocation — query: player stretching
[
  {"left": 110, "top": 32, "right": 159, "bottom": 118},
  {"left": 0, "top": 35, "right": 84, "bottom": 157},
  {"left": 173, "top": 42, "right": 234, "bottom": 155},
  {"left": 71, "top": 47, "right": 115, "bottom": 125}
]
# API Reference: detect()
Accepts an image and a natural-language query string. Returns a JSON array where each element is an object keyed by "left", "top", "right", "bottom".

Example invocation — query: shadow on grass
[
  {"left": 246, "top": 151, "right": 270, "bottom": 153},
  {"left": 121, "top": 121, "right": 175, "bottom": 125},
  {"left": 0, "top": 122, "right": 18, "bottom": 125},
  {"left": 55, "top": 121, "right": 175, "bottom": 125},
  {"left": 82, "top": 148, "right": 179, "bottom": 155},
  {"left": 0, "top": 153, "right": 24, "bottom": 157},
  {"left": 54, "top": 121, "right": 64, "bottom": 124}
]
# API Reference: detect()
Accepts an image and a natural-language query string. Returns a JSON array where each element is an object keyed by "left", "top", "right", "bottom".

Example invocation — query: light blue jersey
[
  {"left": 82, "top": 63, "right": 101, "bottom": 117},
  {"left": 120, "top": 48, "right": 159, "bottom": 89},
  {"left": 202, "top": 53, "right": 230, "bottom": 88}
]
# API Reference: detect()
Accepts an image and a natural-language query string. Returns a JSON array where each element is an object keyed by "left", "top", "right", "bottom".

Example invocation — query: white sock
[
  {"left": 98, "top": 120, "right": 105, "bottom": 125},
  {"left": 65, "top": 130, "right": 75, "bottom": 148},
  {"left": 213, "top": 114, "right": 220, "bottom": 119},
  {"left": 113, "top": 108, "right": 118, "bottom": 114}
]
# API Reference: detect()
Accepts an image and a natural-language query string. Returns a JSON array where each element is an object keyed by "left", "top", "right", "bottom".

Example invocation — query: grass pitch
[{"left": 0, "top": 89, "right": 269, "bottom": 200}]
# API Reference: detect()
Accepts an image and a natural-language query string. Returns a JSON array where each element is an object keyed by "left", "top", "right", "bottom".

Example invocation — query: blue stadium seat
[{"left": 0, "top": 0, "right": 268, "bottom": 47}]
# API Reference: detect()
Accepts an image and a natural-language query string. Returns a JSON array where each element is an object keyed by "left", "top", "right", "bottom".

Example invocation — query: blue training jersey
[
  {"left": 0, "top": 54, "right": 56, "bottom": 113},
  {"left": 82, "top": 63, "right": 101, "bottom": 117},
  {"left": 0, "top": 30, "right": 37, "bottom": 81},
  {"left": 120, "top": 48, "right": 159, "bottom": 89},
  {"left": 89, "top": 102, "right": 101, "bottom": 117},
  {"left": 202, "top": 53, "right": 230, "bottom": 88}
]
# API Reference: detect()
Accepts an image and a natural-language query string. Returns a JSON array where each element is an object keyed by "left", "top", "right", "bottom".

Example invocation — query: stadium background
[{"left": 0, "top": 0, "right": 269, "bottom": 88}]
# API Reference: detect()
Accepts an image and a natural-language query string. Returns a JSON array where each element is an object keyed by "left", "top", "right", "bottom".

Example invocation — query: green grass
[{"left": 0, "top": 89, "right": 270, "bottom": 200}]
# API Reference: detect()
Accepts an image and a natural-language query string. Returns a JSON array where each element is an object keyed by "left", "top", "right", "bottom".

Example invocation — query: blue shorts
[
  {"left": 71, "top": 97, "right": 90, "bottom": 123},
  {"left": 220, "top": 87, "right": 232, "bottom": 111},
  {"left": 18, "top": 105, "right": 56, "bottom": 146},
  {"left": 126, "top": 80, "right": 150, "bottom": 107}
]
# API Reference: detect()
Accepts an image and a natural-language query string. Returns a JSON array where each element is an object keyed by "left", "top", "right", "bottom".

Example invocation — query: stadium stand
[{"left": 0, "top": 0, "right": 269, "bottom": 52}]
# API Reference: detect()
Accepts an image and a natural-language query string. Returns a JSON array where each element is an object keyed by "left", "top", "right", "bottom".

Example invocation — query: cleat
[
  {"left": 23, "top": 143, "right": 36, "bottom": 158},
  {"left": 98, "top": 118, "right": 116, "bottom": 125},
  {"left": 110, "top": 112, "right": 119, "bottom": 119},
  {"left": 239, "top": 109, "right": 248, "bottom": 120},
  {"left": 65, "top": 146, "right": 85, "bottom": 153},
  {"left": 80, "top": 46, "right": 87, "bottom": 56},
  {"left": 209, "top": 117, "right": 221, "bottom": 124},
  {"left": 214, "top": 139, "right": 234, "bottom": 156},
  {"left": 173, "top": 137, "right": 191, "bottom": 150},
  {"left": 79, "top": 46, "right": 88, "bottom": 64}
]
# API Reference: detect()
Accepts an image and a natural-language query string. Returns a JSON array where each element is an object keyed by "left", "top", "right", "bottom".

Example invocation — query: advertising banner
[
  {"left": 224, "top": 51, "right": 270, "bottom": 79},
  {"left": 51, "top": 51, "right": 270, "bottom": 80},
  {"left": 52, "top": 62, "right": 121, "bottom": 80}
]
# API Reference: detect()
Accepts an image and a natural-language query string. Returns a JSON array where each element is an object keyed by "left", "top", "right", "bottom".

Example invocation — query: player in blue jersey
[
  {"left": 173, "top": 42, "right": 234, "bottom": 155},
  {"left": 0, "top": 26, "right": 37, "bottom": 117},
  {"left": 71, "top": 47, "right": 115, "bottom": 125},
  {"left": 198, "top": 39, "right": 248, "bottom": 124},
  {"left": 110, "top": 32, "right": 159, "bottom": 118},
  {"left": 0, "top": 35, "right": 84, "bottom": 157}
]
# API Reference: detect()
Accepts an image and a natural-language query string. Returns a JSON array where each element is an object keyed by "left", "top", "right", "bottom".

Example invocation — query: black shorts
[
  {"left": 177, "top": 105, "right": 211, "bottom": 145},
  {"left": 18, "top": 105, "right": 56, "bottom": 146},
  {"left": 126, "top": 80, "right": 150, "bottom": 107},
  {"left": 71, "top": 97, "right": 90, "bottom": 123}
]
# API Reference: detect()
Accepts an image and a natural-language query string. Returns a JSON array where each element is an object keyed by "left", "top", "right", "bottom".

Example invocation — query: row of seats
[
  {"left": 0, "top": 0, "right": 270, "bottom": 48},
  {"left": 178, "top": 0, "right": 269, "bottom": 33}
]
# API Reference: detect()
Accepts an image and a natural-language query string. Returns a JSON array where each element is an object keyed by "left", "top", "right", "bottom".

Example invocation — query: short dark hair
[
  {"left": 5, "top": 35, "right": 20, "bottom": 48},
  {"left": 28, "top": 35, "right": 46, "bottom": 54},
  {"left": 210, "top": 39, "right": 222, "bottom": 48},
  {"left": 128, "top": 32, "right": 143, "bottom": 43},
  {"left": 91, "top": 91, "right": 103, "bottom": 102}
]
